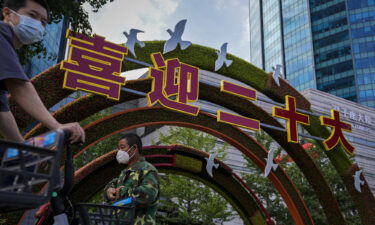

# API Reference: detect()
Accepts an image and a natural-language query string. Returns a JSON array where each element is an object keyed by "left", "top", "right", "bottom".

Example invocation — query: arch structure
[
  {"left": 33, "top": 107, "right": 314, "bottom": 225},
  {"left": 36, "top": 145, "right": 275, "bottom": 225},
  {"left": 10, "top": 41, "right": 374, "bottom": 225}
]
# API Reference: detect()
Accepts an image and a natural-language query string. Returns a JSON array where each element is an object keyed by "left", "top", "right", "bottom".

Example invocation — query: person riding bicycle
[
  {"left": 105, "top": 133, "right": 160, "bottom": 225},
  {"left": 0, "top": 0, "right": 85, "bottom": 144}
]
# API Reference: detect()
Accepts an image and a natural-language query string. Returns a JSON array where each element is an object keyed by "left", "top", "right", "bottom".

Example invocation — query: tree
[
  {"left": 155, "top": 126, "right": 236, "bottom": 225},
  {"left": 0, "top": 0, "right": 115, "bottom": 63},
  {"left": 242, "top": 130, "right": 360, "bottom": 224}
]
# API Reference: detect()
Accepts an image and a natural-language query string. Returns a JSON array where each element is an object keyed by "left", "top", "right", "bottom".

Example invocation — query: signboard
[
  {"left": 60, "top": 29, "right": 355, "bottom": 155},
  {"left": 61, "top": 30, "right": 128, "bottom": 100}
]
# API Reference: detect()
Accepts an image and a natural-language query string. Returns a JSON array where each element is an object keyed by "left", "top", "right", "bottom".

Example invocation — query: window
[
  {"left": 311, "top": 2, "right": 346, "bottom": 21},
  {"left": 355, "top": 57, "right": 375, "bottom": 69},
  {"left": 352, "top": 25, "right": 375, "bottom": 38},
  {"left": 348, "top": 0, "right": 375, "bottom": 9},
  {"left": 315, "top": 46, "right": 351, "bottom": 63},
  {"left": 316, "top": 60, "right": 353, "bottom": 78},
  {"left": 310, "top": 0, "right": 336, "bottom": 8},
  {"left": 312, "top": 18, "right": 347, "bottom": 35},
  {"left": 314, "top": 31, "right": 349, "bottom": 48}
]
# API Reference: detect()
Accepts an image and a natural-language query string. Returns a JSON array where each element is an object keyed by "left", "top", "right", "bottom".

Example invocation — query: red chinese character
[
  {"left": 61, "top": 30, "right": 128, "bottom": 100},
  {"left": 272, "top": 95, "right": 310, "bottom": 143},
  {"left": 147, "top": 52, "right": 200, "bottom": 115},
  {"left": 320, "top": 110, "right": 355, "bottom": 154},
  {"left": 217, "top": 81, "right": 260, "bottom": 131}
]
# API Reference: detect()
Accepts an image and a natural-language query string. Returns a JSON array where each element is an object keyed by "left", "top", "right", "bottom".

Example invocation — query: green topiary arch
[
  {"left": 11, "top": 41, "right": 374, "bottom": 224},
  {"left": 72, "top": 107, "right": 314, "bottom": 225},
  {"left": 35, "top": 145, "right": 276, "bottom": 225},
  {"left": 30, "top": 107, "right": 312, "bottom": 225}
]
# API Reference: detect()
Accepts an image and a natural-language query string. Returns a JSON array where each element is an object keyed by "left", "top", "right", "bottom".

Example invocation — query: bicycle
[
  {"left": 38, "top": 141, "right": 135, "bottom": 225},
  {"left": 1, "top": 130, "right": 135, "bottom": 225},
  {"left": 0, "top": 129, "right": 66, "bottom": 213},
  {"left": 31, "top": 132, "right": 135, "bottom": 225}
]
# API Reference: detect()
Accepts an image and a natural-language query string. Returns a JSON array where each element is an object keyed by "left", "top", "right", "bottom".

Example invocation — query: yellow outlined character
[
  {"left": 272, "top": 95, "right": 310, "bottom": 143},
  {"left": 147, "top": 52, "right": 200, "bottom": 116},
  {"left": 60, "top": 29, "right": 128, "bottom": 100}
]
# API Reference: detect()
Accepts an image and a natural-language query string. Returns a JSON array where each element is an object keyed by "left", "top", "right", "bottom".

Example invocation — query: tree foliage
[
  {"left": 0, "top": 0, "right": 115, "bottom": 63},
  {"left": 159, "top": 175, "right": 234, "bottom": 225},
  {"left": 157, "top": 127, "right": 228, "bottom": 160},
  {"left": 155, "top": 127, "right": 236, "bottom": 225},
  {"left": 242, "top": 130, "right": 360, "bottom": 224}
]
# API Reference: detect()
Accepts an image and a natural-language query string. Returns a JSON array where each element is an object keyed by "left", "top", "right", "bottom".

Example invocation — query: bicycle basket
[
  {"left": 0, "top": 129, "right": 65, "bottom": 212},
  {"left": 74, "top": 203, "right": 135, "bottom": 225}
]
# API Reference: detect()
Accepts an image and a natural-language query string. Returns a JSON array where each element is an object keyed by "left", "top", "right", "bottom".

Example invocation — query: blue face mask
[{"left": 10, "top": 9, "right": 45, "bottom": 45}]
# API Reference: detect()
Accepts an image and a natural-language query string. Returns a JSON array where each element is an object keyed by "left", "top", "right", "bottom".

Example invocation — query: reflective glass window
[
  {"left": 311, "top": 2, "right": 346, "bottom": 21},
  {"left": 313, "top": 31, "right": 349, "bottom": 48},
  {"left": 352, "top": 25, "right": 375, "bottom": 38}
]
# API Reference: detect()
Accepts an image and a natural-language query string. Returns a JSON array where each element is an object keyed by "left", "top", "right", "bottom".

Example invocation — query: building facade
[
  {"left": 347, "top": 0, "right": 375, "bottom": 108},
  {"left": 302, "top": 88, "right": 375, "bottom": 193},
  {"left": 249, "top": 0, "right": 375, "bottom": 108}
]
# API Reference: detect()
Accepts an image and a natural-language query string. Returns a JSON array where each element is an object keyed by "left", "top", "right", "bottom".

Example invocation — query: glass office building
[
  {"left": 249, "top": 0, "right": 375, "bottom": 108},
  {"left": 311, "top": 0, "right": 356, "bottom": 101},
  {"left": 262, "top": 0, "right": 284, "bottom": 73},
  {"left": 249, "top": 0, "right": 264, "bottom": 69},
  {"left": 348, "top": 0, "right": 375, "bottom": 107},
  {"left": 23, "top": 19, "right": 68, "bottom": 78},
  {"left": 284, "top": 0, "right": 315, "bottom": 91}
]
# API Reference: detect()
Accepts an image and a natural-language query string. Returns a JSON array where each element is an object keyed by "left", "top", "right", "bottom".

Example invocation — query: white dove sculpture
[
  {"left": 353, "top": 170, "right": 365, "bottom": 192},
  {"left": 215, "top": 43, "right": 233, "bottom": 71},
  {"left": 123, "top": 29, "right": 145, "bottom": 58},
  {"left": 163, "top": 19, "right": 192, "bottom": 54},
  {"left": 205, "top": 153, "right": 219, "bottom": 178},
  {"left": 264, "top": 143, "right": 278, "bottom": 177},
  {"left": 272, "top": 64, "right": 284, "bottom": 86}
]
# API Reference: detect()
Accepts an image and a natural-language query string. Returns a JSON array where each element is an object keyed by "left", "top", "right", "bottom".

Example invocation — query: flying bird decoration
[
  {"left": 353, "top": 169, "right": 365, "bottom": 192},
  {"left": 272, "top": 64, "right": 284, "bottom": 86},
  {"left": 264, "top": 142, "right": 278, "bottom": 177},
  {"left": 123, "top": 29, "right": 145, "bottom": 58},
  {"left": 205, "top": 153, "right": 219, "bottom": 178},
  {"left": 214, "top": 43, "right": 233, "bottom": 71},
  {"left": 163, "top": 19, "right": 192, "bottom": 54}
]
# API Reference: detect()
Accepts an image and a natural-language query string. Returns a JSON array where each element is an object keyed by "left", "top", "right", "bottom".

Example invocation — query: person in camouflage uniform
[{"left": 104, "top": 133, "right": 159, "bottom": 225}]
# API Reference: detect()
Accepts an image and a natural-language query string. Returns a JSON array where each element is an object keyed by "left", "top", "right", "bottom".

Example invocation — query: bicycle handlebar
[
  {"left": 61, "top": 145, "right": 74, "bottom": 196},
  {"left": 50, "top": 129, "right": 76, "bottom": 217}
]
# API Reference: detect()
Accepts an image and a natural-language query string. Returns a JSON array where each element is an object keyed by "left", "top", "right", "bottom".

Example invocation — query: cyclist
[
  {"left": 0, "top": 0, "right": 85, "bottom": 144},
  {"left": 105, "top": 133, "right": 160, "bottom": 225}
]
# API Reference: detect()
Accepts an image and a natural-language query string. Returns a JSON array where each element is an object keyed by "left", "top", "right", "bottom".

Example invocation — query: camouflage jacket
[{"left": 105, "top": 157, "right": 160, "bottom": 225}]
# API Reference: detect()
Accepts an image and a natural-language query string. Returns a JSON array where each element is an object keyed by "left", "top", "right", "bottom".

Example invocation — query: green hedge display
[{"left": 12, "top": 41, "right": 375, "bottom": 225}]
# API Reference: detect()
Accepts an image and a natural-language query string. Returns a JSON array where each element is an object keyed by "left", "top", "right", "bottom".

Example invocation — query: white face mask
[
  {"left": 116, "top": 150, "right": 129, "bottom": 164},
  {"left": 116, "top": 146, "right": 135, "bottom": 164},
  {"left": 10, "top": 9, "right": 45, "bottom": 45}
]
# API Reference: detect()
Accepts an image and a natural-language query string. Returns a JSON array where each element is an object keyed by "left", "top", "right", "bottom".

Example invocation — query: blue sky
[{"left": 84, "top": 0, "right": 250, "bottom": 61}]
